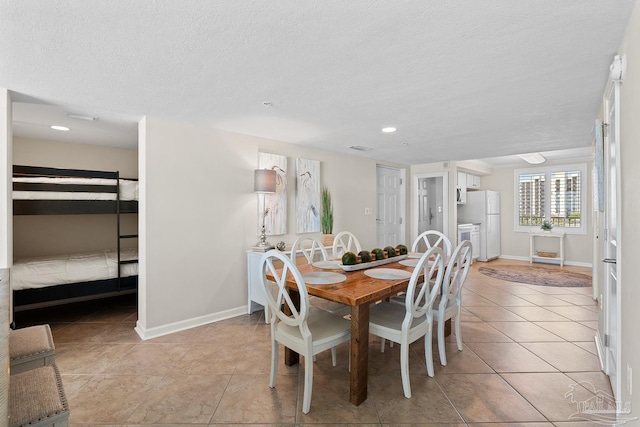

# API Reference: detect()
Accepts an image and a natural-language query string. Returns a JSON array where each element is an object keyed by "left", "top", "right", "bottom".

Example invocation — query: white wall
[
  {"left": 137, "top": 116, "right": 382, "bottom": 334},
  {"left": 616, "top": 0, "right": 640, "bottom": 417},
  {"left": 0, "top": 88, "right": 11, "bottom": 424},
  {"left": 481, "top": 162, "right": 593, "bottom": 265},
  {"left": 0, "top": 89, "right": 11, "bottom": 268},
  {"left": 12, "top": 137, "right": 138, "bottom": 257}
]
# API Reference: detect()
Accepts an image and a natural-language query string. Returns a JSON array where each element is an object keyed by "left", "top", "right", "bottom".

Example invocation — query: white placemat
[
  {"left": 364, "top": 268, "right": 412, "bottom": 280},
  {"left": 302, "top": 271, "right": 347, "bottom": 285},
  {"left": 312, "top": 260, "right": 342, "bottom": 269},
  {"left": 407, "top": 252, "right": 424, "bottom": 259},
  {"left": 399, "top": 258, "right": 420, "bottom": 267}
]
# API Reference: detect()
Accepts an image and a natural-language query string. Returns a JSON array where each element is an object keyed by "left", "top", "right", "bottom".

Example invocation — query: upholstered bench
[
  {"left": 9, "top": 363, "right": 70, "bottom": 427},
  {"left": 10, "top": 324, "right": 55, "bottom": 375}
]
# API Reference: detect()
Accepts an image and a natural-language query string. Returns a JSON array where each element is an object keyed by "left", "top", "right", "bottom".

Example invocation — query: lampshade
[{"left": 254, "top": 169, "right": 276, "bottom": 193}]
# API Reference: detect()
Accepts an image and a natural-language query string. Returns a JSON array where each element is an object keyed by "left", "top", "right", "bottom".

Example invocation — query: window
[{"left": 514, "top": 164, "right": 587, "bottom": 234}]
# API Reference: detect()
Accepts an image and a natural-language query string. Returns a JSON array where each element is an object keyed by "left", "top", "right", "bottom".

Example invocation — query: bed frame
[{"left": 12, "top": 165, "right": 138, "bottom": 311}]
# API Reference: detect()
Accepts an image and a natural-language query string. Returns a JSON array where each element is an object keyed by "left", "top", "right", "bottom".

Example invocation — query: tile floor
[{"left": 13, "top": 259, "right": 610, "bottom": 426}]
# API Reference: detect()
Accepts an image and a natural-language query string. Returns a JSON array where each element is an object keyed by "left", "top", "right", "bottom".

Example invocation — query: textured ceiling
[{"left": 1, "top": 1, "right": 636, "bottom": 165}]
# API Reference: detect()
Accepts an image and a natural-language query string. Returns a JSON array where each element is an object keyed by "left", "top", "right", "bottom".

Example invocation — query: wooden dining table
[{"left": 267, "top": 257, "right": 451, "bottom": 406}]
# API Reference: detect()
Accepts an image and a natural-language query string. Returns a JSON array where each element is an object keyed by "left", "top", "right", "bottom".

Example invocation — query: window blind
[
  {"left": 518, "top": 173, "right": 545, "bottom": 226},
  {"left": 550, "top": 170, "right": 581, "bottom": 228}
]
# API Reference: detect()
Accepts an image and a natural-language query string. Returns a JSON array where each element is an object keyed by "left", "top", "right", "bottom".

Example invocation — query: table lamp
[{"left": 254, "top": 169, "right": 277, "bottom": 249}]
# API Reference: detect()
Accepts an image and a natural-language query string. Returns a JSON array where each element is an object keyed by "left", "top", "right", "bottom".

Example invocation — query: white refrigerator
[{"left": 458, "top": 190, "right": 500, "bottom": 261}]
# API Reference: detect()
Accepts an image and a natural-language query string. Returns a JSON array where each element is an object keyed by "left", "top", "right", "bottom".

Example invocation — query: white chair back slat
[{"left": 332, "top": 231, "right": 362, "bottom": 258}]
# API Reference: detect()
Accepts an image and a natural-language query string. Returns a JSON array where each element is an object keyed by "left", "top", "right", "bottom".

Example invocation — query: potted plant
[
  {"left": 541, "top": 220, "right": 553, "bottom": 232},
  {"left": 321, "top": 187, "right": 334, "bottom": 246}
]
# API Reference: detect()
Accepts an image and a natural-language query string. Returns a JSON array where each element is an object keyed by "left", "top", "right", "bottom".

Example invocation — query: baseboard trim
[
  {"left": 498, "top": 255, "right": 592, "bottom": 268},
  {"left": 594, "top": 331, "right": 606, "bottom": 372},
  {"left": 135, "top": 305, "right": 248, "bottom": 340}
]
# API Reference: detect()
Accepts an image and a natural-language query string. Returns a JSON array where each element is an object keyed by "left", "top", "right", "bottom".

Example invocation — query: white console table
[
  {"left": 247, "top": 245, "right": 333, "bottom": 323},
  {"left": 529, "top": 232, "right": 566, "bottom": 267}
]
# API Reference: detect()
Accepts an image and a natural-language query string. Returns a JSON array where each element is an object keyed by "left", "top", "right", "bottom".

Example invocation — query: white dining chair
[
  {"left": 411, "top": 230, "right": 452, "bottom": 256},
  {"left": 259, "top": 250, "right": 351, "bottom": 414},
  {"left": 290, "top": 236, "right": 329, "bottom": 264},
  {"left": 332, "top": 231, "right": 362, "bottom": 258},
  {"left": 290, "top": 237, "right": 350, "bottom": 317},
  {"left": 368, "top": 246, "right": 445, "bottom": 398},
  {"left": 379, "top": 230, "right": 451, "bottom": 352},
  {"left": 433, "top": 240, "right": 473, "bottom": 366}
]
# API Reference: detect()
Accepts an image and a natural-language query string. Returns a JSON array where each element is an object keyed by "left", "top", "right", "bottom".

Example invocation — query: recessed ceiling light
[
  {"left": 518, "top": 152, "right": 546, "bottom": 164},
  {"left": 381, "top": 127, "right": 397, "bottom": 133},
  {"left": 50, "top": 125, "right": 70, "bottom": 131}
]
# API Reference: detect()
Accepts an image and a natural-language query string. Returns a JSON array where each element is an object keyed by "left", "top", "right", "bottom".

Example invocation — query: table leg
[
  {"left": 350, "top": 304, "right": 369, "bottom": 405},
  {"left": 445, "top": 318, "right": 452, "bottom": 336},
  {"left": 284, "top": 288, "right": 300, "bottom": 366}
]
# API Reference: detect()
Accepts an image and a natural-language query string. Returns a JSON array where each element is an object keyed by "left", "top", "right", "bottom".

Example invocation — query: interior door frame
[{"left": 412, "top": 172, "right": 449, "bottom": 242}]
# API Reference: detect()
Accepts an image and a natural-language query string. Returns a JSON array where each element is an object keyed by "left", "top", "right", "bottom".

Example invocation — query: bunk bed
[{"left": 12, "top": 165, "right": 139, "bottom": 310}]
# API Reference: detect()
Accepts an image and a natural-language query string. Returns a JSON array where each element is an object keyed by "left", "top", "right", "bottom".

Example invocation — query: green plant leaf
[{"left": 321, "top": 187, "right": 333, "bottom": 234}]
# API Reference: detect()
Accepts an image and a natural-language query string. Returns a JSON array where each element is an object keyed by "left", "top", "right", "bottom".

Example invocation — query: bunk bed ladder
[{"left": 116, "top": 171, "right": 139, "bottom": 291}]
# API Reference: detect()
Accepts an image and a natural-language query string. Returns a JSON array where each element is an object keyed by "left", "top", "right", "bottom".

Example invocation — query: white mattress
[
  {"left": 13, "top": 177, "right": 138, "bottom": 201},
  {"left": 11, "top": 248, "right": 138, "bottom": 291}
]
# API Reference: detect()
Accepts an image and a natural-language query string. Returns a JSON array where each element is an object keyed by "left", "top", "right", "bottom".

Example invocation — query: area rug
[{"left": 478, "top": 264, "right": 592, "bottom": 287}]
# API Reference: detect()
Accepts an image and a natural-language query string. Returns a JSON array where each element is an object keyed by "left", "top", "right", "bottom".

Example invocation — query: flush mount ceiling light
[
  {"left": 381, "top": 127, "right": 397, "bottom": 133},
  {"left": 518, "top": 152, "right": 546, "bottom": 164},
  {"left": 50, "top": 125, "right": 70, "bottom": 131},
  {"left": 348, "top": 145, "right": 372, "bottom": 151}
]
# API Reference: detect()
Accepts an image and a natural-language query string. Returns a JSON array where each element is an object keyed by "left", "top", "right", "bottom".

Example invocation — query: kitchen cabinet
[
  {"left": 466, "top": 173, "right": 481, "bottom": 189},
  {"left": 456, "top": 172, "right": 467, "bottom": 204}
]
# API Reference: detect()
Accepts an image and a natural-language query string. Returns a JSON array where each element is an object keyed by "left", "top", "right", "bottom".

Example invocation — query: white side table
[{"left": 529, "top": 232, "right": 566, "bottom": 267}]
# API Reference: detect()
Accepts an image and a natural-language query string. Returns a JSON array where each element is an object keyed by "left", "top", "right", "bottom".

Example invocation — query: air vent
[
  {"left": 348, "top": 145, "right": 372, "bottom": 151},
  {"left": 67, "top": 113, "right": 98, "bottom": 121}
]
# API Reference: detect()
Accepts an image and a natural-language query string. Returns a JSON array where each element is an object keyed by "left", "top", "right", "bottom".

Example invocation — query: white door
[
  {"left": 417, "top": 176, "right": 444, "bottom": 235},
  {"left": 376, "top": 166, "right": 404, "bottom": 248},
  {"left": 603, "top": 78, "right": 622, "bottom": 398}
]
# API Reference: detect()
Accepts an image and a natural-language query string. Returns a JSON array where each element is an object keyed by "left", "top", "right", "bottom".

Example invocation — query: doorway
[
  {"left": 413, "top": 172, "right": 449, "bottom": 247},
  {"left": 376, "top": 165, "right": 405, "bottom": 248}
]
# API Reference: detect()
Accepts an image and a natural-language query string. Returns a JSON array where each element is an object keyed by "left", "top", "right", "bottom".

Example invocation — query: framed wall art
[
  {"left": 258, "top": 152, "right": 287, "bottom": 235},
  {"left": 295, "top": 158, "right": 320, "bottom": 233}
]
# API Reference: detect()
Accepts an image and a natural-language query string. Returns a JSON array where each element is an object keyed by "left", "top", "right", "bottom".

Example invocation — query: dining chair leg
[
  {"left": 264, "top": 305, "right": 271, "bottom": 324},
  {"left": 302, "top": 353, "right": 314, "bottom": 414},
  {"left": 380, "top": 338, "right": 394, "bottom": 352},
  {"left": 437, "top": 317, "right": 447, "bottom": 366},
  {"left": 454, "top": 312, "right": 463, "bottom": 351},
  {"left": 269, "top": 339, "right": 279, "bottom": 388},
  {"left": 400, "top": 342, "right": 412, "bottom": 398},
  {"left": 425, "top": 328, "right": 435, "bottom": 377},
  {"left": 331, "top": 347, "right": 337, "bottom": 366}
]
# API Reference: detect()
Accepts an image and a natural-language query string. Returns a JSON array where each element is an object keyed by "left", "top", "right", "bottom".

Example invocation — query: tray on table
[{"left": 340, "top": 255, "right": 408, "bottom": 271}]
